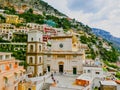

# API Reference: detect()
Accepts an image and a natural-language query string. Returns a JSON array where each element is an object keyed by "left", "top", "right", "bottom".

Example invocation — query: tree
[{"left": 27, "top": 8, "right": 33, "bottom": 14}]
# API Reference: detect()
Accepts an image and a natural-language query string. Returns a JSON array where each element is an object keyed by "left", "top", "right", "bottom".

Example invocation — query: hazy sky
[{"left": 43, "top": 0, "right": 120, "bottom": 37}]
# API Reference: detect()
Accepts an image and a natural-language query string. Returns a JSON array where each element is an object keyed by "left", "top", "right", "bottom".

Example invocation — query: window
[
  {"left": 31, "top": 37, "right": 33, "bottom": 41},
  {"left": 6, "top": 55, "right": 9, "bottom": 59},
  {"left": 0, "top": 55, "right": 2, "bottom": 60},
  {"left": 30, "top": 45, "right": 33, "bottom": 52},
  {"left": 15, "top": 73, "right": 17, "bottom": 79},
  {"left": 1, "top": 65, "right": 5, "bottom": 71},
  {"left": 39, "top": 38, "right": 41, "bottom": 41},
  {"left": 4, "top": 78, "right": 8, "bottom": 84},
  {"left": 39, "top": 45, "right": 41, "bottom": 51},
  {"left": 59, "top": 43, "right": 63, "bottom": 48},
  {"left": 39, "top": 57, "right": 41, "bottom": 63},
  {"left": 88, "top": 70, "right": 91, "bottom": 73},
  {"left": 9, "top": 64, "right": 12, "bottom": 69},
  {"left": 96, "top": 72, "right": 100, "bottom": 74},
  {"left": 29, "top": 57, "right": 33, "bottom": 64}
]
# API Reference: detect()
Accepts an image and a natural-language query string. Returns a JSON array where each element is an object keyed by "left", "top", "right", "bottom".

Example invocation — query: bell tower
[{"left": 26, "top": 30, "right": 44, "bottom": 77}]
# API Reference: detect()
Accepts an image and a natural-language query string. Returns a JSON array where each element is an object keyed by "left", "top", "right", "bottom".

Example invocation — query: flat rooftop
[
  {"left": 76, "top": 74, "right": 93, "bottom": 82},
  {"left": 100, "top": 81, "right": 117, "bottom": 86}
]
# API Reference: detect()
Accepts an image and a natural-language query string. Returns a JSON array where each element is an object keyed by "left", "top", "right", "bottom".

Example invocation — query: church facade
[{"left": 26, "top": 29, "right": 86, "bottom": 76}]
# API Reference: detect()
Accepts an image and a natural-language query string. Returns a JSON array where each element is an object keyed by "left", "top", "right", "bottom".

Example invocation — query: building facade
[
  {"left": 100, "top": 81, "right": 117, "bottom": 90},
  {"left": 0, "top": 52, "right": 25, "bottom": 90},
  {"left": 83, "top": 60, "right": 103, "bottom": 78},
  {"left": 6, "top": 15, "right": 24, "bottom": 24},
  {"left": 26, "top": 29, "right": 85, "bottom": 76},
  {"left": 26, "top": 30, "right": 45, "bottom": 77},
  {"left": 44, "top": 34, "right": 84, "bottom": 75}
]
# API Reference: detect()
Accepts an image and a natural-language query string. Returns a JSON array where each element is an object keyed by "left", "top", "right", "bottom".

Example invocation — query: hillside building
[
  {"left": 0, "top": 23, "right": 29, "bottom": 40},
  {"left": 0, "top": 52, "right": 25, "bottom": 90},
  {"left": 83, "top": 59, "right": 104, "bottom": 79},
  {"left": 6, "top": 15, "right": 24, "bottom": 24}
]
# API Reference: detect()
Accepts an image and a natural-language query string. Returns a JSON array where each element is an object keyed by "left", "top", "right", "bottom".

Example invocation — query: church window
[
  {"left": 39, "top": 45, "right": 41, "bottom": 51},
  {"left": 39, "top": 57, "right": 41, "bottom": 63},
  {"left": 29, "top": 57, "right": 33, "bottom": 64},
  {"left": 59, "top": 43, "right": 63, "bottom": 48},
  {"left": 30, "top": 45, "right": 33, "bottom": 52},
  {"left": 31, "top": 37, "right": 33, "bottom": 41}
]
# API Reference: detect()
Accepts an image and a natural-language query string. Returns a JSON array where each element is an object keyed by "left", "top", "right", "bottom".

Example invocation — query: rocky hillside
[{"left": 92, "top": 28, "right": 120, "bottom": 51}]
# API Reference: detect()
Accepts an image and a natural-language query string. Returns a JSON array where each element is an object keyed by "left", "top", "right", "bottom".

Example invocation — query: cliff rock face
[{"left": 92, "top": 28, "right": 120, "bottom": 50}]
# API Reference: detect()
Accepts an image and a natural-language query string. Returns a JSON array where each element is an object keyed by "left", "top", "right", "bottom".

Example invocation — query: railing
[
  {"left": 26, "top": 73, "right": 51, "bottom": 85},
  {"left": 83, "top": 64, "right": 102, "bottom": 67}
]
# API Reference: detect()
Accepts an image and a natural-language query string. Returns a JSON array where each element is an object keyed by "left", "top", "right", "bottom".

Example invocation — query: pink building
[{"left": 0, "top": 52, "right": 25, "bottom": 90}]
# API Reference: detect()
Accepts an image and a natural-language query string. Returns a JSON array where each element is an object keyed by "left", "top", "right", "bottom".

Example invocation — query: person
[
  {"left": 57, "top": 80, "right": 59, "bottom": 83},
  {"left": 51, "top": 73, "right": 53, "bottom": 77}
]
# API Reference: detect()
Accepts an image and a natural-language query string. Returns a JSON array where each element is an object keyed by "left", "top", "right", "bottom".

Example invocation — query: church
[{"left": 26, "top": 29, "right": 86, "bottom": 76}]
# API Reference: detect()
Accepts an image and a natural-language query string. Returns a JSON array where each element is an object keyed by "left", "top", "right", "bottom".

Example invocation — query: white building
[
  {"left": 0, "top": 23, "right": 29, "bottom": 40},
  {"left": 83, "top": 60, "right": 104, "bottom": 79},
  {"left": 26, "top": 30, "right": 45, "bottom": 76}
]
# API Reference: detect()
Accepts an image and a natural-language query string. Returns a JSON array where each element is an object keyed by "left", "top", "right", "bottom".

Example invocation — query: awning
[{"left": 115, "top": 80, "right": 120, "bottom": 84}]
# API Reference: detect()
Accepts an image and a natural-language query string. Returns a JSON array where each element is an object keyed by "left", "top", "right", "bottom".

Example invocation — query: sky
[{"left": 43, "top": 0, "right": 120, "bottom": 37}]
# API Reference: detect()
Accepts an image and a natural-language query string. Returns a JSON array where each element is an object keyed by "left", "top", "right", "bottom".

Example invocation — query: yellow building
[
  {"left": 18, "top": 82, "right": 36, "bottom": 90},
  {"left": 6, "top": 15, "right": 24, "bottom": 24}
]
